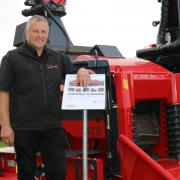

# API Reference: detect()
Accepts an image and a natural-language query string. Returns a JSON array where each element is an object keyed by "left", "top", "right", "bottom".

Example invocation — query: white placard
[{"left": 62, "top": 74, "right": 106, "bottom": 110}]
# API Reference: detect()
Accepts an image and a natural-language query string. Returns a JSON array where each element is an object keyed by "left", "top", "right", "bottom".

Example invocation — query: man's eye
[
  {"left": 42, "top": 30, "right": 47, "bottom": 34},
  {"left": 33, "top": 30, "right": 38, "bottom": 33}
]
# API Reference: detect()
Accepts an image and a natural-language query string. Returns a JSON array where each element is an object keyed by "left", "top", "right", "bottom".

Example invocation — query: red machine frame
[
  {"left": 1, "top": 55, "right": 180, "bottom": 179},
  {"left": 2, "top": 0, "right": 180, "bottom": 179}
]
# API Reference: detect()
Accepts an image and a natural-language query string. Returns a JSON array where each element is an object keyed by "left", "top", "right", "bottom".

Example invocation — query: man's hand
[
  {"left": 0, "top": 91, "right": 14, "bottom": 146},
  {"left": 1, "top": 124, "right": 14, "bottom": 146},
  {"left": 76, "top": 68, "right": 95, "bottom": 87}
]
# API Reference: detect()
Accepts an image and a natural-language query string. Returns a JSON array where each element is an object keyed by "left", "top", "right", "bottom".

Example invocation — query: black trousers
[{"left": 14, "top": 128, "right": 66, "bottom": 180}]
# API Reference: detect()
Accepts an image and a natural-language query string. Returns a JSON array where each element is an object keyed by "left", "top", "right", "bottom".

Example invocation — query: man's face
[{"left": 26, "top": 20, "right": 49, "bottom": 51}]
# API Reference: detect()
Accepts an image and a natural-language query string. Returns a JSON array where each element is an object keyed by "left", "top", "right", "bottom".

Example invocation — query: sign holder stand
[
  {"left": 83, "top": 109, "right": 88, "bottom": 180},
  {"left": 62, "top": 72, "right": 108, "bottom": 179}
]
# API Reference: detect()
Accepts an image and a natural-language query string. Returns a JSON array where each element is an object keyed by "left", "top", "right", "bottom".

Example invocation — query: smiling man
[{"left": 0, "top": 15, "right": 91, "bottom": 180}]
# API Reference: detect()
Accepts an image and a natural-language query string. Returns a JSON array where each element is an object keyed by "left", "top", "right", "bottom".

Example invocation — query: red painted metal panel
[
  {"left": 158, "top": 159, "right": 180, "bottom": 179},
  {"left": 76, "top": 55, "right": 170, "bottom": 74},
  {"left": 169, "top": 73, "right": 180, "bottom": 103},
  {"left": 43, "top": 0, "right": 66, "bottom": 5},
  {"left": 118, "top": 135, "right": 176, "bottom": 180},
  {"left": 66, "top": 157, "right": 104, "bottom": 180},
  {"left": 114, "top": 72, "right": 134, "bottom": 139},
  {"left": 62, "top": 120, "right": 106, "bottom": 139},
  {"left": 0, "top": 172, "right": 17, "bottom": 180},
  {"left": 0, "top": 152, "right": 104, "bottom": 180},
  {"left": 133, "top": 73, "right": 172, "bottom": 100}
]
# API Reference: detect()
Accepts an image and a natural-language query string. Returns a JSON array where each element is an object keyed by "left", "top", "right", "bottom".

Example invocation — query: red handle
[{"left": 43, "top": 0, "right": 66, "bottom": 5}]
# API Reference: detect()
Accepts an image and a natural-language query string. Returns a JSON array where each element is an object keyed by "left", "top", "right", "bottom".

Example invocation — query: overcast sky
[{"left": 0, "top": 1, "right": 160, "bottom": 59}]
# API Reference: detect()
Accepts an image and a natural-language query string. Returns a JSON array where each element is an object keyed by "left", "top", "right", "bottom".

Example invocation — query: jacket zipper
[{"left": 40, "top": 63, "right": 47, "bottom": 111}]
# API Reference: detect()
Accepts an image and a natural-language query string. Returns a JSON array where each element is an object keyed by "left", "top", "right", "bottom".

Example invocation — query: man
[{"left": 0, "top": 15, "right": 92, "bottom": 180}]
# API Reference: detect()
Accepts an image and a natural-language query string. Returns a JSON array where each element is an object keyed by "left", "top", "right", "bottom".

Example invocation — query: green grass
[{"left": 0, "top": 141, "right": 8, "bottom": 148}]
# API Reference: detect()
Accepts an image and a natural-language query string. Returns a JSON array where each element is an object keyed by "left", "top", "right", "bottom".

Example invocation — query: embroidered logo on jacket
[{"left": 46, "top": 64, "right": 58, "bottom": 69}]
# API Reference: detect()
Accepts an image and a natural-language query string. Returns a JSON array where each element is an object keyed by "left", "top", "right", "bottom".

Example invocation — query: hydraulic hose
[
  {"left": 156, "top": 0, "right": 169, "bottom": 47},
  {"left": 41, "top": 0, "right": 70, "bottom": 54}
]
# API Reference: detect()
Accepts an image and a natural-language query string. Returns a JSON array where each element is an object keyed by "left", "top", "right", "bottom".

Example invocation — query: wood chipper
[{"left": 1, "top": 0, "right": 180, "bottom": 179}]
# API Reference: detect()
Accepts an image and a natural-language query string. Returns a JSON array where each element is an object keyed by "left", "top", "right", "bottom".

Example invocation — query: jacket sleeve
[
  {"left": 61, "top": 54, "right": 77, "bottom": 80},
  {"left": 0, "top": 52, "right": 15, "bottom": 92}
]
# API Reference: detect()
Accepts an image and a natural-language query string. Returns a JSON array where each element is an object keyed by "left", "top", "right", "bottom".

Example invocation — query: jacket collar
[{"left": 19, "top": 41, "right": 53, "bottom": 59}]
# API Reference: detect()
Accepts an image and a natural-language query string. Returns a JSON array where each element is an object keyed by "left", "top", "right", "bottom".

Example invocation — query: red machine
[{"left": 1, "top": 0, "right": 180, "bottom": 179}]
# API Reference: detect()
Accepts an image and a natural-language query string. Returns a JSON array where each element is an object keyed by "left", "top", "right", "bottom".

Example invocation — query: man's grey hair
[{"left": 25, "top": 15, "right": 49, "bottom": 34}]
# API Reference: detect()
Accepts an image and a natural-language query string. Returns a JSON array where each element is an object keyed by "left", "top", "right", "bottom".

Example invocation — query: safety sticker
[{"left": 123, "top": 79, "right": 128, "bottom": 89}]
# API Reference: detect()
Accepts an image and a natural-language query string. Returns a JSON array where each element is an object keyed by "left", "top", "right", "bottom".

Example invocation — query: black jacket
[{"left": 0, "top": 42, "right": 75, "bottom": 130}]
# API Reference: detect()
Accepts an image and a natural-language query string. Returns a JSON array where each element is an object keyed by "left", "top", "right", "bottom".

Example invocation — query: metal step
[{"left": 65, "top": 149, "right": 104, "bottom": 157}]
